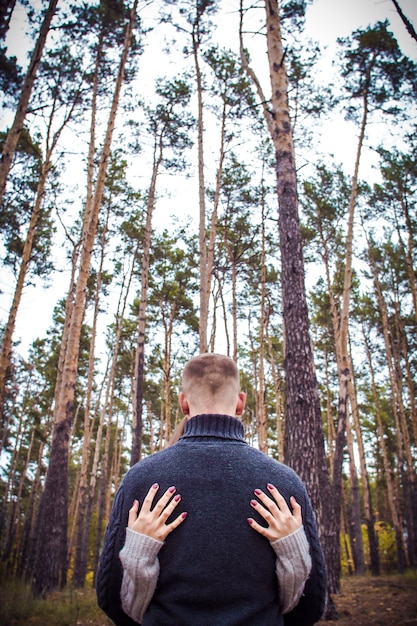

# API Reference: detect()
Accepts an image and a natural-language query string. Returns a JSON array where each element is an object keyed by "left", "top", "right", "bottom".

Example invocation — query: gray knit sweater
[{"left": 96, "top": 414, "right": 327, "bottom": 626}]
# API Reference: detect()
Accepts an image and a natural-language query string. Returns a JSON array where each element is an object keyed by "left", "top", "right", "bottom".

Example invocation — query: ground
[{"left": 318, "top": 575, "right": 417, "bottom": 626}]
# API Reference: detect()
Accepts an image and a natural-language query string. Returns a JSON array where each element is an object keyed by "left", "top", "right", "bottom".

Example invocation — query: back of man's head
[{"left": 181, "top": 353, "right": 241, "bottom": 415}]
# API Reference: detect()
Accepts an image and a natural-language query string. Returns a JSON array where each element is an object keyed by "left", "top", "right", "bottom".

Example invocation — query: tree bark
[
  {"left": 262, "top": 0, "right": 328, "bottom": 520},
  {"left": 131, "top": 137, "right": 163, "bottom": 466},
  {"left": 193, "top": 22, "right": 209, "bottom": 353},
  {"left": 256, "top": 198, "right": 268, "bottom": 452},
  {"left": 346, "top": 414, "right": 365, "bottom": 575},
  {"left": 32, "top": 1, "right": 137, "bottom": 594},
  {"left": 363, "top": 328, "right": 407, "bottom": 571},
  {"left": 348, "top": 348, "right": 380, "bottom": 575}
]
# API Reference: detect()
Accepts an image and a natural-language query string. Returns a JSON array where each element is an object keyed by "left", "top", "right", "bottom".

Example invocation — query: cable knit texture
[
  {"left": 119, "top": 530, "right": 163, "bottom": 623},
  {"left": 96, "top": 414, "right": 327, "bottom": 626},
  {"left": 272, "top": 526, "right": 312, "bottom": 613}
]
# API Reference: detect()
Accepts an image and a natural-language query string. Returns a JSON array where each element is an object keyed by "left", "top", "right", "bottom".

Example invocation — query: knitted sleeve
[
  {"left": 119, "top": 529, "right": 164, "bottom": 624},
  {"left": 283, "top": 489, "right": 327, "bottom": 626},
  {"left": 271, "top": 525, "right": 312, "bottom": 614},
  {"left": 96, "top": 485, "right": 138, "bottom": 626}
]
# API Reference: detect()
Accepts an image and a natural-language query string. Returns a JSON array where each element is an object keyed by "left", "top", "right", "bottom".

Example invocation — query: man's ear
[
  {"left": 178, "top": 392, "right": 190, "bottom": 415},
  {"left": 235, "top": 392, "right": 246, "bottom": 416}
]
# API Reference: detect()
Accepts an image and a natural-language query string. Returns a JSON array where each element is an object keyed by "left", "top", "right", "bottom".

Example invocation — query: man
[{"left": 96, "top": 353, "right": 326, "bottom": 625}]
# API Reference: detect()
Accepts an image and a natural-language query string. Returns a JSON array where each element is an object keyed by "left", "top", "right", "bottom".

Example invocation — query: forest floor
[
  {"left": 317, "top": 574, "right": 417, "bottom": 626},
  {"left": 1, "top": 573, "right": 417, "bottom": 625}
]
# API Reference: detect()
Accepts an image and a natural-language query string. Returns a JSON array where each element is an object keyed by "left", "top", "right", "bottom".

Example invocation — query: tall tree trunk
[
  {"left": 392, "top": 303, "right": 417, "bottom": 566},
  {"left": 32, "top": 2, "right": 137, "bottom": 595},
  {"left": 0, "top": 0, "right": 58, "bottom": 201},
  {"left": 346, "top": 414, "right": 365, "bottom": 575},
  {"left": 2, "top": 416, "right": 35, "bottom": 572},
  {"left": 341, "top": 483, "right": 354, "bottom": 575},
  {"left": 204, "top": 101, "right": 226, "bottom": 352},
  {"left": 257, "top": 199, "right": 268, "bottom": 452},
  {"left": 348, "top": 347, "right": 380, "bottom": 575},
  {"left": 262, "top": 0, "right": 329, "bottom": 526},
  {"left": 20, "top": 436, "right": 47, "bottom": 580},
  {"left": 363, "top": 328, "right": 407, "bottom": 571},
  {"left": 241, "top": 0, "right": 331, "bottom": 615},
  {"left": 367, "top": 243, "right": 413, "bottom": 569},
  {"left": 161, "top": 305, "right": 175, "bottom": 443},
  {"left": 72, "top": 215, "right": 109, "bottom": 587},
  {"left": 266, "top": 324, "right": 284, "bottom": 461},
  {"left": 327, "top": 78, "right": 370, "bottom": 595},
  {"left": 192, "top": 22, "right": 208, "bottom": 353},
  {"left": 131, "top": 138, "right": 163, "bottom": 466},
  {"left": 88, "top": 250, "right": 136, "bottom": 582}
]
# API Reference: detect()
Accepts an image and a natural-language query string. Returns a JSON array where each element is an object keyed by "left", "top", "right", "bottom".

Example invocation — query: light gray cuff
[
  {"left": 119, "top": 529, "right": 164, "bottom": 623},
  {"left": 120, "top": 527, "right": 164, "bottom": 563},
  {"left": 270, "top": 525, "right": 312, "bottom": 614}
]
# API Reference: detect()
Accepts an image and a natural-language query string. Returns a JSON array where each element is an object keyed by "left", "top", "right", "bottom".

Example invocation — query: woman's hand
[
  {"left": 128, "top": 483, "right": 188, "bottom": 542},
  {"left": 247, "top": 483, "right": 302, "bottom": 542}
]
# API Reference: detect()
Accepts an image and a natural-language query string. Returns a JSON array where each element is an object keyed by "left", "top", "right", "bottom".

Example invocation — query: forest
[{"left": 0, "top": 0, "right": 416, "bottom": 620}]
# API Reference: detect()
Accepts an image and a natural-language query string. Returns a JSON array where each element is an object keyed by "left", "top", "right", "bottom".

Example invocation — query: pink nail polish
[
  {"left": 152, "top": 483, "right": 159, "bottom": 489},
  {"left": 254, "top": 489, "right": 262, "bottom": 495},
  {"left": 247, "top": 518, "right": 253, "bottom": 525},
  {"left": 250, "top": 499, "right": 258, "bottom": 507},
  {"left": 174, "top": 494, "right": 181, "bottom": 502},
  {"left": 181, "top": 512, "right": 188, "bottom": 519},
  {"left": 169, "top": 486, "right": 176, "bottom": 493},
  {"left": 267, "top": 483, "right": 274, "bottom": 490}
]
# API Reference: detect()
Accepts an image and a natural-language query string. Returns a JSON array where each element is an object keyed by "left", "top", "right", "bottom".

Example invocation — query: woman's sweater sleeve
[
  {"left": 271, "top": 525, "right": 312, "bottom": 614},
  {"left": 119, "top": 528, "right": 164, "bottom": 624}
]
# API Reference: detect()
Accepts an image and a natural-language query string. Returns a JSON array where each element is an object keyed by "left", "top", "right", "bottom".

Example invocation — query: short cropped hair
[{"left": 182, "top": 353, "right": 240, "bottom": 398}]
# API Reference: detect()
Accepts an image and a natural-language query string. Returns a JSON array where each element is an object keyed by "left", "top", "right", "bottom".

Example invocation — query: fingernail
[
  {"left": 267, "top": 483, "right": 274, "bottom": 490},
  {"left": 169, "top": 486, "right": 176, "bottom": 493},
  {"left": 181, "top": 512, "right": 188, "bottom": 519},
  {"left": 152, "top": 483, "right": 159, "bottom": 489},
  {"left": 250, "top": 499, "right": 258, "bottom": 507},
  {"left": 254, "top": 489, "right": 262, "bottom": 495},
  {"left": 174, "top": 494, "right": 181, "bottom": 502},
  {"left": 247, "top": 518, "right": 254, "bottom": 525}
]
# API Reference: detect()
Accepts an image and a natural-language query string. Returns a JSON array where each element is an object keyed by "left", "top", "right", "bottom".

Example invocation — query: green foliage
[
  {"left": 341, "top": 522, "right": 398, "bottom": 575},
  {"left": 0, "top": 45, "right": 22, "bottom": 103},
  {"left": 338, "top": 20, "right": 417, "bottom": 119}
]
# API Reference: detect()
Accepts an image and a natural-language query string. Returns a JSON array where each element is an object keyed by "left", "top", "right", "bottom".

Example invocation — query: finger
[
  {"left": 127, "top": 499, "right": 139, "bottom": 528},
  {"left": 164, "top": 511, "right": 188, "bottom": 537},
  {"left": 153, "top": 486, "right": 177, "bottom": 516},
  {"left": 141, "top": 483, "right": 160, "bottom": 512},
  {"left": 157, "top": 493, "right": 182, "bottom": 523},
  {"left": 247, "top": 517, "right": 273, "bottom": 541},
  {"left": 290, "top": 496, "right": 302, "bottom": 526},
  {"left": 253, "top": 489, "right": 279, "bottom": 516},
  {"left": 267, "top": 484, "right": 291, "bottom": 512},
  {"left": 250, "top": 498, "right": 274, "bottom": 524}
]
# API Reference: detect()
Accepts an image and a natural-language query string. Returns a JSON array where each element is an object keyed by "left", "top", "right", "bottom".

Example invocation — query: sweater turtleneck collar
[{"left": 181, "top": 413, "right": 245, "bottom": 441}]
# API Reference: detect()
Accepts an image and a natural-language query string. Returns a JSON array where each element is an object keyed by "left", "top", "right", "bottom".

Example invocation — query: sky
[{"left": 1, "top": 0, "right": 416, "bottom": 358}]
